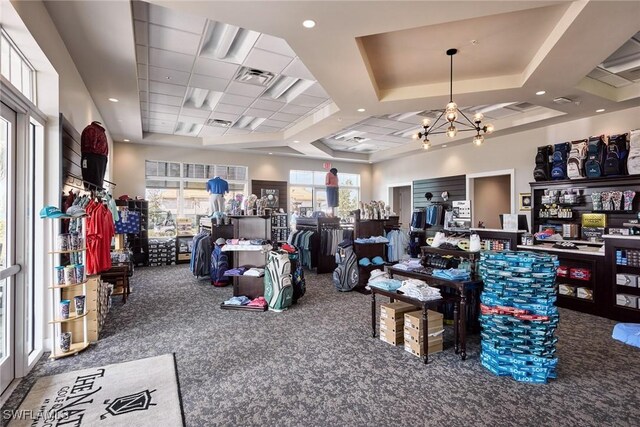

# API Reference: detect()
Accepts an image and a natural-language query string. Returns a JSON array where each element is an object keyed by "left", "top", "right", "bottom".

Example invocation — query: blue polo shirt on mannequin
[{"left": 207, "top": 177, "right": 229, "bottom": 194}]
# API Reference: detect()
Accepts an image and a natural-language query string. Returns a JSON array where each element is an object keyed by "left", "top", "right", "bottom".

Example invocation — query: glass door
[{"left": 0, "top": 102, "right": 18, "bottom": 394}]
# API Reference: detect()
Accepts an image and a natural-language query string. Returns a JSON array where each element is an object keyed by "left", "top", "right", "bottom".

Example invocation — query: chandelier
[{"left": 413, "top": 48, "right": 494, "bottom": 150}]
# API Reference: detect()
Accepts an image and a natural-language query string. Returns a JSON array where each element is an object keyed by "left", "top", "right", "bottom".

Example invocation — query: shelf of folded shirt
[
  {"left": 220, "top": 295, "right": 268, "bottom": 312},
  {"left": 224, "top": 266, "right": 267, "bottom": 300},
  {"left": 387, "top": 265, "right": 482, "bottom": 295}
]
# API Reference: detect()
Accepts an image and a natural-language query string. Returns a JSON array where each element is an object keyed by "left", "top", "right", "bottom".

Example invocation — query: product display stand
[
  {"left": 271, "top": 212, "right": 290, "bottom": 243},
  {"left": 47, "top": 216, "right": 90, "bottom": 359},
  {"left": 229, "top": 215, "right": 271, "bottom": 299},
  {"left": 352, "top": 212, "right": 399, "bottom": 291},
  {"left": 295, "top": 217, "right": 341, "bottom": 274},
  {"left": 603, "top": 235, "right": 640, "bottom": 322}
]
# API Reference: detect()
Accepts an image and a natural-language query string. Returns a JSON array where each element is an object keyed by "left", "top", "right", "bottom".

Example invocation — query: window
[
  {"left": 289, "top": 170, "right": 360, "bottom": 220},
  {"left": 0, "top": 29, "right": 35, "bottom": 103},
  {"left": 145, "top": 161, "right": 248, "bottom": 236}
]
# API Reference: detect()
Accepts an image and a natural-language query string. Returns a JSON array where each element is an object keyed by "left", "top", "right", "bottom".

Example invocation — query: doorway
[
  {"left": 392, "top": 185, "right": 411, "bottom": 230},
  {"left": 467, "top": 170, "right": 514, "bottom": 229}
]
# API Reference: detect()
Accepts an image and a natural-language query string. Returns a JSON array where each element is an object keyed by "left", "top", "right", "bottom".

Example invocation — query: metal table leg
[
  {"left": 371, "top": 291, "right": 376, "bottom": 338},
  {"left": 460, "top": 292, "right": 468, "bottom": 360},
  {"left": 422, "top": 306, "right": 429, "bottom": 364},
  {"left": 454, "top": 298, "right": 460, "bottom": 354}
]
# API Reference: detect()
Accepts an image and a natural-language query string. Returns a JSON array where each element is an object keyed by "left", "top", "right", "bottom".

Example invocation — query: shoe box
[
  {"left": 404, "top": 339, "right": 443, "bottom": 357},
  {"left": 379, "top": 302, "right": 416, "bottom": 321},
  {"left": 616, "top": 274, "right": 639, "bottom": 288},
  {"left": 403, "top": 310, "right": 444, "bottom": 357},
  {"left": 576, "top": 287, "right": 593, "bottom": 300},
  {"left": 403, "top": 309, "right": 443, "bottom": 330},
  {"left": 148, "top": 238, "right": 177, "bottom": 266},
  {"left": 616, "top": 293, "right": 639, "bottom": 308},
  {"left": 559, "top": 284, "right": 575, "bottom": 296},
  {"left": 379, "top": 302, "right": 416, "bottom": 346}
]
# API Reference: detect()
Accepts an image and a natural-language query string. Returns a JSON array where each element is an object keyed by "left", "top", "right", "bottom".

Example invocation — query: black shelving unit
[
  {"left": 116, "top": 199, "right": 149, "bottom": 267},
  {"left": 271, "top": 212, "right": 290, "bottom": 243}
]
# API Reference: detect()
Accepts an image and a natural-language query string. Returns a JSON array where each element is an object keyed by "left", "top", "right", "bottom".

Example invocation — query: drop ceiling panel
[
  {"left": 225, "top": 128, "right": 251, "bottom": 135},
  {"left": 281, "top": 58, "right": 315, "bottom": 80},
  {"left": 255, "top": 125, "right": 281, "bottom": 133},
  {"left": 213, "top": 103, "right": 247, "bottom": 115},
  {"left": 303, "top": 82, "right": 329, "bottom": 99},
  {"left": 147, "top": 2, "right": 207, "bottom": 35},
  {"left": 244, "top": 107, "right": 274, "bottom": 119},
  {"left": 148, "top": 66, "right": 191, "bottom": 86},
  {"left": 220, "top": 93, "right": 254, "bottom": 107},
  {"left": 254, "top": 33, "right": 296, "bottom": 57},
  {"left": 148, "top": 24, "right": 201, "bottom": 56},
  {"left": 180, "top": 107, "right": 212, "bottom": 118},
  {"left": 251, "top": 99, "right": 285, "bottom": 112},
  {"left": 138, "top": 78, "right": 148, "bottom": 93},
  {"left": 199, "top": 126, "right": 228, "bottom": 137},
  {"left": 149, "top": 93, "right": 184, "bottom": 106},
  {"left": 137, "top": 63, "right": 148, "bottom": 78},
  {"left": 140, "top": 102, "right": 148, "bottom": 111},
  {"left": 178, "top": 115, "right": 207, "bottom": 125},
  {"left": 148, "top": 111, "right": 179, "bottom": 121},
  {"left": 131, "top": 0, "right": 148, "bottom": 21},
  {"left": 210, "top": 112, "right": 240, "bottom": 122},
  {"left": 270, "top": 112, "right": 300, "bottom": 122},
  {"left": 148, "top": 48, "right": 194, "bottom": 72},
  {"left": 225, "top": 81, "right": 266, "bottom": 97},
  {"left": 262, "top": 118, "right": 290, "bottom": 129},
  {"left": 149, "top": 81, "right": 187, "bottom": 98},
  {"left": 192, "top": 57, "right": 240, "bottom": 79},
  {"left": 354, "top": 125, "right": 392, "bottom": 135},
  {"left": 134, "top": 20, "right": 148, "bottom": 46},
  {"left": 279, "top": 104, "right": 313, "bottom": 115},
  {"left": 148, "top": 126, "right": 175, "bottom": 134},
  {"left": 148, "top": 117, "right": 176, "bottom": 126},
  {"left": 189, "top": 74, "right": 229, "bottom": 91},
  {"left": 148, "top": 103, "right": 181, "bottom": 114},
  {"left": 287, "top": 94, "right": 326, "bottom": 108},
  {"left": 243, "top": 48, "right": 293, "bottom": 74},
  {"left": 136, "top": 45, "right": 148, "bottom": 64}
]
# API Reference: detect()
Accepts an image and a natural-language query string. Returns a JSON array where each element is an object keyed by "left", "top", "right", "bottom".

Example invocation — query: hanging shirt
[
  {"left": 207, "top": 177, "right": 229, "bottom": 194},
  {"left": 81, "top": 122, "right": 109, "bottom": 156}
]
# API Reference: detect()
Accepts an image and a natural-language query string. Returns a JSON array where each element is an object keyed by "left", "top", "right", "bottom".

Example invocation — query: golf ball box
[{"left": 479, "top": 251, "right": 559, "bottom": 383}]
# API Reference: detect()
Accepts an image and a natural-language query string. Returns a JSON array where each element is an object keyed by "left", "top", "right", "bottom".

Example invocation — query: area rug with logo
[{"left": 9, "top": 354, "right": 184, "bottom": 427}]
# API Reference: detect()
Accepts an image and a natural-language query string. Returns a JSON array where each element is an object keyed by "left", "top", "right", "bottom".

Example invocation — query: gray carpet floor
[{"left": 2, "top": 265, "right": 640, "bottom": 426}]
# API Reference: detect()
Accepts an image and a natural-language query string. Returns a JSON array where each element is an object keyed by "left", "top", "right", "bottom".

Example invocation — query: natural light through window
[{"left": 0, "top": 29, "right": 35, "bottom": 103}]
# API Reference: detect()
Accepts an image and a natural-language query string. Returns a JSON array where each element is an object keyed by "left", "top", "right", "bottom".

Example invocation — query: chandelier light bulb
[
  {"left": 422, "top": 118, "right": 431, "bottom": 127},
  {"left": 485, "top": 123, "right": 495, "bottom": 134},
  {"left": 445, "top": 102, "right": 458, "bottom": 122},
  {"left": 446, "top": 125, "right": 457, "bottom": 138},
  {"left": 473, "top": 112, "right": 484, "bottom": 122},
  {"left": 423, "top": 140, "right": 431, "bottom": 150},
  {"left": 473, "top": 134, "right": 485, "bottom": 146},
  {"left": 412, "top": 132, "right": 421, "bottom": 140}
]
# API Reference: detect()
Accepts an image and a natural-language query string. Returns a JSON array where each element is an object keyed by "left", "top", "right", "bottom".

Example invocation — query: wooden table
[{"left": 386, "top": 266, "right": 483, "bottom": 360}]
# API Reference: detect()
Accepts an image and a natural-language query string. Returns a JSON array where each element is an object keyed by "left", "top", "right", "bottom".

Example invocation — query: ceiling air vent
[
  {"left": 234, "top": 67, "right": 275, "bottom": 87},
  {"left": 552, "top": 97, "right": 573, "bottom": 105},
  {"left": 347, "top": 136, "right": 369, "bottom": 143},
  {"left": 206, "top": 119, "right": 233, "bottom": 128},
  {"left": 507, "top": 102, "right": 538, "bottom": 112}
]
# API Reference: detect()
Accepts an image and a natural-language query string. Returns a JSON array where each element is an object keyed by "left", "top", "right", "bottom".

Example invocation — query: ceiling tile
[
  {"left": 149, "top": 81, "right": 187, "bottom": 97},
  {"left": 134, "top": 20, "right": 148, "bottom": 46},
  {"left": 149, "top": 111, "right": 179, "bottom": 121},
  {"left": 270, "top": 112, "right": 300, "bottom": 122},
  {"left": 148, "top": 48, "right": 194, "bottom": 72},
  {"left": 281, "top": 58, "right": 315, "bottom": 80},
  {"left": 279, "top": 104, "right": 313, "bottom": 115},
  {"left": 148, "top": 103, "right": 181, "bottom": 114},
  {"left": 213, "top": 103, "right": 247, "bottom": 115},
  {"left": 137, "top": 63, "right": 148, "bottom": 78},
  {"left": 209, "top": 112, "right": 240, "bottom": 122},
  {"left": 193, "top": 57, "right": 240, "bottom": 79},
  {"left": 190, "top": 74, "right": 229, "bottom": 92},
  {"left": 220, "top": 93, "right": 254, "bottom": 107},
  {"left": 178, "top": 115, "right": 206, "bottom": 125},
  {"left": 136, "top": 45, "right": 148, "bottom": 64},
  {"left": 199, "top": 126, "right": 228, "bottom": 137},
  {"left": 288, "top": 94, "right": 326, "bottom": 108},
  {"left": 251, "top": 99, "right": 285, "bottom": 112},
  {"left": 254, "top": 33, "right": 296, "bottom": 57},
  {"left": 225, "top": 128, "right": 251, "bottom": 135},
  {"left": 225, "top": 81, "right": 266, "bottom": 97},
  {"left": 243, "top": 108, "right": 273, "bottom": 119},
  {"left": 149, "top": 117, "right": 177, "bottom": 127},
  {"left": 140, "top": 102, "right": 148, "bottom": 111},
  {"left": 149, "top": 93, "right": 184, "bottom": 107},
  {"left": 180, "top": 107, "right": 212, "bottom": 118},
  {"left": 243, "top": 48, "right": 293, "bottom": 74},
  {"left": 148, "top": 126, "right": 175, "bottom": 134},
  {"left": 147, "top": 3, "right": 207, "bottom": 35},
  {"left": 148, "top": 24, "right": 201, "bottom": 56},
  {"left": 148, "top": 66, "right": 191, "bottom": 86},
  {"left": 303, "top": 82, "right": 329, "bottom": 99},
  {"left": 354, "top": 125, "right": 390, "bottom": 135},
  {"left": 138, "top": 78, "right": 148, "bottom": 93},
  {"left": 131, "top": 1, "right": 148, "bottom": 21},
  {"left": 255, "top": 125, "right": 282, "bottom": 133},
  {"left": 262, "top": 118, "right": 290, "bottom": 129}
]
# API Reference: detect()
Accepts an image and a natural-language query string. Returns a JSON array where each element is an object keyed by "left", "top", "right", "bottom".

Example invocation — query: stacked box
[
  {"left": 148, "top": 238, "right": 177, "bottom": 266},
  {"left": 478, "top": 251, "right": 560, "bottom": 383},
  {"left": 403, "top": 310, "right": 444, "bottom": 357},
  {"left": 379, "top": 302, "right": 415, "bottom": 346}
]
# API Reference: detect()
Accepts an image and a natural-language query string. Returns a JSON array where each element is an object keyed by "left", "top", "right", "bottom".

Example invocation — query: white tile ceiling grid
[{"left": 132, "top": 1, "right": 332, "bottom": 137}]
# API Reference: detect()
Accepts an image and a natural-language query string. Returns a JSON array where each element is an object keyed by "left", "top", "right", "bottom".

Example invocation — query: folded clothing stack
[
  {"left": 354, "top": 236, "right": 389, "bottom": 244},
  {"left": 224, "top": 267, "right": 247, "bottom": 276},
  {"left": 244, "top": 268, "right": 265, "bottom": 277},
  {"left": 432, "top": 268, "right": 471, "bottom": 281},
  {"left": 367, "top": 269, "right": 403, "bottom": 291},
  {"left": 393, "top": 258, "right": 423, "bottom": 271},
  {"left": 397, "top": 278, "right": 442, "bottom": 301},
  {"left": 223, "top": 295, "right": 268, "bottom": 307}
]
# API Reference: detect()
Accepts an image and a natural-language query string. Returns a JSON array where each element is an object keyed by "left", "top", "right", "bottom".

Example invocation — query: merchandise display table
[{"left": 387, "top": 266, "right": 483, "bottom": 360}]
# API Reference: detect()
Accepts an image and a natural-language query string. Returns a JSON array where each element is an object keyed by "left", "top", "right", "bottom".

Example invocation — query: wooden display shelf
[
  {"left": 49, "top": 248, "right": 87, "bottom": 254},
  {"left": 558, "top": 294, "right": 594, "bottom": 303},
  {"left": 556, "top": 277, "right": 594, "bottom": 288},
  {"left": 49, "top": 280, "right": 89, "bottom": 289},
  {"left": 49, "top": 311, "right": 89, "bottom": 324},
  {"left": 49, "top": 342, "right": 90, "bottom": 360},
  {"left": 616, "top": 285, "right": 640, "bottom": 296}
]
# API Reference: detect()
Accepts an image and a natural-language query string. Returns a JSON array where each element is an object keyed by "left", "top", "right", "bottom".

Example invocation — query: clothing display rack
[
  {"left": 294, "top": 217, "right": 341, "bottom": 274},
  {"left": 229, "top": 215, "right": 272, "bottom": 299}
]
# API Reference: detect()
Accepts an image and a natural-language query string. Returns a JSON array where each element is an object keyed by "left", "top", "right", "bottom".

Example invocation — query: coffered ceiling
[{"left": 43, "top": 0, "right": 640, "bottom": 163}]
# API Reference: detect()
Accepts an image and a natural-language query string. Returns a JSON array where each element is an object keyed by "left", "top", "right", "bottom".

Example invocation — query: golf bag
[
  {"left": 210, "top": 244, "right": 230, "bottom": 287},
  {"left": 289, "top": 252, "right": 306, "bottom": 304},
  {"left": 264, "top": 250, "right": 293, "bottom": 311},
  {"left": 533, "top": 145, "right": 552, "bottom": 181},
  {"left": 603, "top": 133, "right": 629, "bottom": 176},
  {"left": 333, "top": 240, "right": 359, "bottom": 292},
  {"left": 566, "top": 139, "right": 588, "bottom": 179},
  {"left": 584, "top": 135, "right": 607, "bottom": 178},
  {"left": 627, "top": 129, "right": 640, "bottom": 175},
  {"left": 551, "top": 142, "right": 570, "bottom": 180}
]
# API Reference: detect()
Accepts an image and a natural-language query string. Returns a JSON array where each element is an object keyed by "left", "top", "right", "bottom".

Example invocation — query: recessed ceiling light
[
  {"left": 596, "top": 108, "right": 605, "bottom": 113},
  {"left": 268, "top": 152, "right": 273, "bottom": 155},
  {"left": 302, "top": 20, "right": 316, "bottom": 28},
  {"left": 293, "top": 140, "right": 300, "bottom": 143},
  {"left": 166, "top": 76, "right": 171, "bottom": 80},
  {"left": 471, "top": 39, "right": 479, "bottom": 45},
  {"left": 123, "top": 139, "right": 130, "bottom": 142},
  {"left": 442, "top": 144, "right": 447, "bottom": 148},
  {"left": 536, "top": 90, "right": 546, "bottom": 96},
  {"left": 108, "top": 98, "right": 119, "bottom": 102},
  {"left": 357, "top": 108, "right": 366, "bottom": 112}
]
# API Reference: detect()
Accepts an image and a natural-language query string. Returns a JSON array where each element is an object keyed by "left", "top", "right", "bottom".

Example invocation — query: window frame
[
  {"left": 289, "top": 170, "right": 361, "bottom": 218},
  {"left": 0, "top": 28, "right": 36, "bottom": 104}
]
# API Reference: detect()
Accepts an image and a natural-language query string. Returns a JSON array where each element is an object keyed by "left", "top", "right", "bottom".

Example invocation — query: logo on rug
[{"left": 101, "top": 389, "right": 156, "bottom": 420}]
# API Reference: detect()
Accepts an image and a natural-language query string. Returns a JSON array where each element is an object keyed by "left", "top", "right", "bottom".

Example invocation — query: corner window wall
[
  {"left": 0, "top": 30, "right": 35, "bottom": 103},
  {"left": 145, "top": 161, "right": 248, "bottom": 236},
  {"left": 289, "top": 170, "right": 360, "bottom": 220}
]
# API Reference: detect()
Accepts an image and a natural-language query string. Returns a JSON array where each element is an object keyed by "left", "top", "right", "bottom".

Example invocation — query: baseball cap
[
  {"left": 215, "top": 238, "right": 226, "bottom": 245},
  {"left": 66, "top": 206, "right": 87, "bottom": 217},
  {"left": 358, "top": 257, "right": 371, "bottom": 266},
  {"left": 39, "top": 206, "right": 70, "bottom": 219},
  {"left": 372, "top": 256, "right": 385, "bottom": 265}
]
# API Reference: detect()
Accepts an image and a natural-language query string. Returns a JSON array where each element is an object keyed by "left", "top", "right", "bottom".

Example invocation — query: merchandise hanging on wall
[{"left": 80, "top": 121, "right": 109, "bottom": 189}]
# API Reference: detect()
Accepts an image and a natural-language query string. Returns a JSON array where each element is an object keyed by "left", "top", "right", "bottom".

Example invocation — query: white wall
[
  {"left": 372, "top": 106, "right": 640, "bottom": 204},
  {"left": 113, "top": 142, "right": 373, "bottom": 201}
]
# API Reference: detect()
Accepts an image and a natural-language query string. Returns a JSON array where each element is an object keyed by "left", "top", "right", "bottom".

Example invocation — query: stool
[{"left": 101, "top": 265, "right": 130, "bottom": 303}]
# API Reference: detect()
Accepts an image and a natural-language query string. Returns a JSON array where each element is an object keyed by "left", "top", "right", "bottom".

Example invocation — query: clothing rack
[
  {"left": 295, "top": 217, "right": 341, "bottom": 274},
  {"left": 64, "top": 172, "right": 116, "bottom": 193}
]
